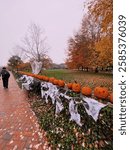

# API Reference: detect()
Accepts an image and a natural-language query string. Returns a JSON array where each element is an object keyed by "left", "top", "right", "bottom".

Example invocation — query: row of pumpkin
[{"left": 18, "top": 71, "right": 113, "bottom": 103}]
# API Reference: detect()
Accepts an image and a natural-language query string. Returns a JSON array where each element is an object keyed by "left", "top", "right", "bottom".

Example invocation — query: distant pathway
[{"left": 0, "top": 72, "right": 50, "bottom": 150}]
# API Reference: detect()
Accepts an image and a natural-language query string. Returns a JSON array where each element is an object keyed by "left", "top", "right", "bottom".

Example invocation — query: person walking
[{"left": 0, "top": 67, "right": 10, "bottom": 89}]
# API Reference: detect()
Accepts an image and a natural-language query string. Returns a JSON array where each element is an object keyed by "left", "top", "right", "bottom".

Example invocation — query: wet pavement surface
[{"left": 0, "top": 72, "right": 50, "bottom": 150}]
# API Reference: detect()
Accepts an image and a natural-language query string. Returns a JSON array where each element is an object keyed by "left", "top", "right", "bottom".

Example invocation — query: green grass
[
  {"left": 15, "top": 70, "right": 113, "bottom": 149},
  {"left": 41, "top": 69, "right": 113, "bottom": 92}
]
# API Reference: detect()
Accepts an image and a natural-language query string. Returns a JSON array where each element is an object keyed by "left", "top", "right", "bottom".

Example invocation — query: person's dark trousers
[{"left": 2, "top": 78, "right": 9, "bottom": 88}]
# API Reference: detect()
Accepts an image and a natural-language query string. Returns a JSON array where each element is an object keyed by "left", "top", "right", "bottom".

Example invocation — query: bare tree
[
  {"left": 15, "top": 23, "right": 49, "bottom": 74},
  {"left": 17, "top": 23, "right": 49, "bottom": 62}
]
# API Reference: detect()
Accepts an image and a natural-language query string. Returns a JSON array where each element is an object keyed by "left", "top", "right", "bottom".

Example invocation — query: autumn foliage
[{"left": 66, "top": 0, "right": 113, "bottom": 70}]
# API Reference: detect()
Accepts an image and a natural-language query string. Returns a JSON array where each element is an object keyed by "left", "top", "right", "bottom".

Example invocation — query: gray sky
[{"left": 0, "top": 0, "right": 86, "bottom": 66}]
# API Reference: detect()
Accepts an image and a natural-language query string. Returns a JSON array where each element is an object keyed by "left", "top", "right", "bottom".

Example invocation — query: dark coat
[{"left": 0, "top": 69, "right": 10, "bottom": 79}]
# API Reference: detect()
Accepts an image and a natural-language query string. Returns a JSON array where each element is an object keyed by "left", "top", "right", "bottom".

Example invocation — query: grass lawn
[
  {"left": 16, "top": 70, "right": 113, "bottom": 149},
  {"left": 41, "top": 69, "right": 113, "bottom": 92}
]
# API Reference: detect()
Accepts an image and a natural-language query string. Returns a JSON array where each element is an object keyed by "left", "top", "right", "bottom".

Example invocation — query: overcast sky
[{"left": 0, "top": 0, "right": 86, "bottom": 66}]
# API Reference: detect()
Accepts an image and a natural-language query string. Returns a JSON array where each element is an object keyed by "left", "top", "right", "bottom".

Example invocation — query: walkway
[{"left": 0, "top": 72, "right": 50, "bottom": 150}]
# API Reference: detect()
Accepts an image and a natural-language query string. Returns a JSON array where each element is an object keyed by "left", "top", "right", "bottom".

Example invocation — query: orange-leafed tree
[
  {"left": 88, "top": 0, "right": 113, "bottom": 68},
  {"left": 17, "top": 62, "right": 31, "bottom": 71},
  {"left": 66, "top": 0, "right": 113, "bottom": 71},
  {"left": 66, "top": 33, "right": 92, "bottom": 70}
]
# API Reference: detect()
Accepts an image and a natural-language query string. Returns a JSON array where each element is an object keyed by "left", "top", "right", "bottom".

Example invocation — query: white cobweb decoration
[{"left": 30, "top": 60, "right": 43, "bottom": 74}]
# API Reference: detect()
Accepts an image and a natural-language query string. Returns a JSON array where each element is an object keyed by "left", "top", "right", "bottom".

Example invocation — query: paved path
[{"left": 0, "top": 72, "right": 50, "bottom": 150}]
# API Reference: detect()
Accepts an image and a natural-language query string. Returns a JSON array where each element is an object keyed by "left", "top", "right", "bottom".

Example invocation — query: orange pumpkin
[
  {"left": 67, "top": 83, "right": 73, "bottom": 89},
  {"left": 24, "top": 72, "right": 28, "bottom": 75},
  {"left": 72, "top": 83, "right": 81, "bottom": 93},
  {"left": 44, "top": 76, "right": 49, "bottom": 82},
  {"left": 40, "top": 75, "right": 45, "bottom": 80},
  {"left": 28, "top": 73, "right": 32, "bottom": 76},
  {"left": 53, "top": 79, "right": 59, "bottom": 85},
  {"left": 30, "top": 74, "right": 35, "bottom": 77},
  {"left": 58, "top": 80, "right": 65, "bottom": 87},
  {"left": 35, "top": 75, "right": 38, "bottom": 79},
  {"left": 49, "top": 77, "right": 55, "bottom": 83},
  {"left": 37, "top": 75, "right": 43, "bottom": 80},
  {"left": 94, "top": 87, "right": 109, "bottom": 99},
  {"left": 81, "top": 86, "right": 92, "bottom": 96},
  {"left": 32, "top": 74, "right": 37, "bottom": 78}
]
